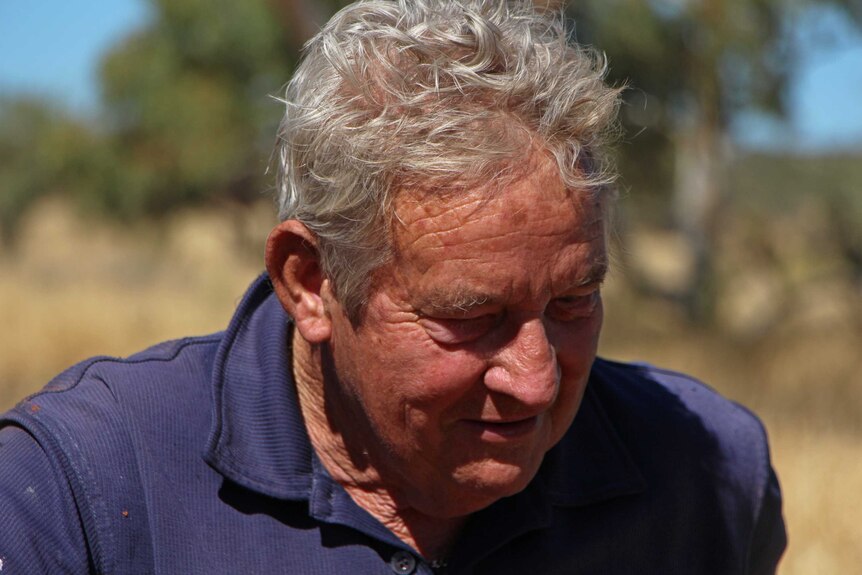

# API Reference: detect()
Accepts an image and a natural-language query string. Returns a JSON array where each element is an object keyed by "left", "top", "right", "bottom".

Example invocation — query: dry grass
[
  {"left": 769, "top": 421, "right": 862, "bottom": 573},
  {"left": 1, "top": 199, "right": 859, "bottom": 573},
  {"left": 600, "top": 268, "right": 862, "bottom": 574},
  {"left": 0, "top": 199, "right": 266, "bottom": 404}
]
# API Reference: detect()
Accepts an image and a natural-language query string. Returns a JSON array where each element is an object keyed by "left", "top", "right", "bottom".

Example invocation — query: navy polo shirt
[{"left": 0, "top": 274, "right": 785, "bottom": 573}]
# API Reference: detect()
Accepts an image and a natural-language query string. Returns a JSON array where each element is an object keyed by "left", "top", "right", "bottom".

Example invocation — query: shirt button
[{"left": 390, "top": 550, "right": 417, "bottom": 574}]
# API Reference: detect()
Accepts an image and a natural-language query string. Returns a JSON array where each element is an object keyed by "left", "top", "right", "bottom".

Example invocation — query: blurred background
[{"left": 1, "top": 0, "right": 860, "bottom": 571}]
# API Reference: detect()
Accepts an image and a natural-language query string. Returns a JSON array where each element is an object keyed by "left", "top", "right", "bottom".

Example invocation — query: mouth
[{"left": 461, "top": 416, "right": 540, "bottom": 442}]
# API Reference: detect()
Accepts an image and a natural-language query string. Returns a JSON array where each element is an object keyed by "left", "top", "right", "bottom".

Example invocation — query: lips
[{"left": 461, "top": 415, "right": 540, "bottom": 442}]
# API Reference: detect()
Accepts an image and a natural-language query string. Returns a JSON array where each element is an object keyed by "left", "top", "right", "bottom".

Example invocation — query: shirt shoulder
[
  {"left": 0, "top": 425, "right": 92, "bottom": 573},
  {"left": 6, "top": 334, "right": 224, "bottom": 459},
  {"left": 32, "top": 333, "right": 223, "bottom": 401},
  {"left": 586, "top": 358, "right": 786, "bottom": 572},
  {"left": 590, "top": 357, "right": 771, "bottom": 466},
  {"left": 0, "top": 334, "right": 224, "bottom": 574}
]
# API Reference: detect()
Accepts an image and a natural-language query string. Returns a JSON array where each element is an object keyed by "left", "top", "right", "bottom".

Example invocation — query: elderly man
[{"left": 1, "top": 1, "right": 785, "bottom": 573}]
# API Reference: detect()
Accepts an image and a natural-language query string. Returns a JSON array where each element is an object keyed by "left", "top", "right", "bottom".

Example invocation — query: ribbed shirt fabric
[{"left": 0, "top": 274, "right": 786, "bottom": 574}]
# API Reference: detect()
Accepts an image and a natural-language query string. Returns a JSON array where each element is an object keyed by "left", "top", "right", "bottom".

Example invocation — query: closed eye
[
  {"left": 419, "top": 314, "right": 499, "bottom": 345},
  {"left": 547, "top": 291, "right": 600, "bottom": 322}
]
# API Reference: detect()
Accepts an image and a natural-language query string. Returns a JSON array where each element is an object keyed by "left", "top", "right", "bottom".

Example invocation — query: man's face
[{"left": 322, "top": 153, "right": 606, "bottom": 517}]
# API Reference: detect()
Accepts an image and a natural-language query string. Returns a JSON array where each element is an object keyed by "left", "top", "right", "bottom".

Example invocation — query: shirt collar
[
  {"left": 204, "top": 274, "right": 645, "bottom": 510},
  {"left": 540, "top": 376, "right": 646, "bottom": 507},
  {"left": 204, "top": 273, "right": 315, "bottom": 500}
]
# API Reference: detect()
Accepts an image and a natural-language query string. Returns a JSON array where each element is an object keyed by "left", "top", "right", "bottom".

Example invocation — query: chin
[{"left": 442, "top": 457, "right": 541, "bottom": 514}]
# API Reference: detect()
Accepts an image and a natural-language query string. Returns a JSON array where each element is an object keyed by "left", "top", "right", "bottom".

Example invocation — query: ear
[{"left": 265, "top": 220, "right": 332, "bottom": 344}]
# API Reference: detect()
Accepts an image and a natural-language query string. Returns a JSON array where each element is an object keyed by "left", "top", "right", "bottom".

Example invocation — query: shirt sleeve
[
  {"left": 0, "top": 424, "right": 93, "bottom": 574},
  {"left": 746, "top": 463, "right": 788, "bottom": 575}
]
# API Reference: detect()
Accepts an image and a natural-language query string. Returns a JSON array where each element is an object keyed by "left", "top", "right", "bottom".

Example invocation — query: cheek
[
  {"left": 366, "top": 347, "right": 489, "bottom": 449},
  {"left": 553, "top": 316, "right": 602, "bottom": 370},
  {"left": 399, "top": 346, "right": 488, "bottom": 408},
  {"left": 548, "top": 321, "right": 601, "bottom": 441},
  {"left": 350, "top": 324, "right": 488, "bottom": 412},
  {"left": 551, "top": 304, "right": 603, "bottom": 397}
]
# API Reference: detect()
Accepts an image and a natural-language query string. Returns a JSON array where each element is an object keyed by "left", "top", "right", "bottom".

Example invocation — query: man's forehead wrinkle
[
  {"left": 543, "top": 237, "right": 608, "bottom": 294},
  {"left": 391, "top": 192, "right": 488, "bottom": 253},
  {"left": 398, "top": 197, "right": 593, "bottom": 250},
  {"left": 398, "top": 232, "right": 584, "bottom": 281},
  {"left": 411, "top": 239, "right": 607, "bottom": 304},
  {"left": 391, "top": 149, "right": 567, "bottom": 223},
  {"left": 391, "top": 203, "right": 606, "bottom": 287},
  {"left": 400, "top": 250, "right": 497, "bottom": 279},
  {"left": 579, "top": 202, "right": 606, "bottom": 236},
  {"left": 406, "top": 204, "right": 500, "bottom": 243}
]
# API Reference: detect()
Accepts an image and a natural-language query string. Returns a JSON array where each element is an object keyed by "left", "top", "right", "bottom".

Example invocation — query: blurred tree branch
[
  {"left": 567, "top": 0, "right": 862, "bottom": 322},
  {"left": 1, "top": 0, "right": 860, "bottom": 315},
  {"left": 268, "top": 0, "right": 328, "bottom": 48}
]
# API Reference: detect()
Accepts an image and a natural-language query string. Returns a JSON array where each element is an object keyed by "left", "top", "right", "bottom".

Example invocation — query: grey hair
[{"left": 275, "top": 0, "right": 622, "bottom": 319}]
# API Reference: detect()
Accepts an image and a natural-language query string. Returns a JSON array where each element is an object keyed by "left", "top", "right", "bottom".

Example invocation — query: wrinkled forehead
[
  {"left": 380, "top": 155, "right": 608, "bottom": 311},
  {"left": 390, "top": 150, "right": 606, "bottom": 247}
]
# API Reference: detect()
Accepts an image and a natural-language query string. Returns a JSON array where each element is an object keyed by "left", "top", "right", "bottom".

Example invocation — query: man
[{"left": 1, "top": 1, "right": 785, "bottom": 573}]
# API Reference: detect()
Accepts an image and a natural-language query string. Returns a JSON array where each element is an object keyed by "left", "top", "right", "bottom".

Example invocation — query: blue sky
[
  {"left": 1, "top": 0, "right": 861, "bottom": 152},
  {"left": 0, "top": 0, "right": 152, "bottom": 113}
]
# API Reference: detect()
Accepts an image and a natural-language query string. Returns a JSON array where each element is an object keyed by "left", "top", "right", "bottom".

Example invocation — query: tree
[
  {"left": 0, "top": 98, "right": 111, "bottom": 246},
  {"left": 2, "top": 0, "right": 859, "bottom": 266},
  {"left": 567, "top": 0, "right": 862, "bottom": 321},
  {"left": 94, "top": 0, "right": 303, "bottom": 219}
]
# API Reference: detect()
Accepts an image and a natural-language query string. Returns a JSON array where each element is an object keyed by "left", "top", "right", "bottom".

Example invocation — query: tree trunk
[
  {"left": 269, "top": 0, "right": 329, "bottom": 48},
  {"left": 673, "top": 0, "right": 727, "bottom": 323},
  {"left": 673, "top": 120, "right": 726, "bottom": 322}
]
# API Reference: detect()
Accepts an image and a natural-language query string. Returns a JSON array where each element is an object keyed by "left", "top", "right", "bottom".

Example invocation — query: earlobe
[{"left": 265, "top": 221, "right": 332, "bottom": 344}]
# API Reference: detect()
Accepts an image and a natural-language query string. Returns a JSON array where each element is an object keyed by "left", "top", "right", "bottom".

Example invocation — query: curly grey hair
[{"left": 275, "top": 0, "right": 621, "bottom": 318}]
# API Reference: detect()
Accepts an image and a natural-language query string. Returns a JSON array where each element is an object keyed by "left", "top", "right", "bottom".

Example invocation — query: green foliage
[
  {"left": 92, "top": 0, "right": 298, "bottom": 219},
  {"left": 567, "top": 0, "right": 861, "bottom": 204},
  {"left": 1, "top": 0, "right": 860, "bottom": 247},
  {"left": 0, "top": 98, "right": 114, "bottom": 244},
  {"left": 565, "top": 0, "right": 861, "bottom": 322},
  {"left": 731, "top": 152, "right": 862, "bottom": 280}
]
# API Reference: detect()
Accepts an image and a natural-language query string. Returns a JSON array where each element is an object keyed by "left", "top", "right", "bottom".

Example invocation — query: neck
[
  {"left": 342, "top": 485, "right": 466, "bottom": 560},
  {"left": 291, "top": 330, "right": 466, "bottom": 559}
]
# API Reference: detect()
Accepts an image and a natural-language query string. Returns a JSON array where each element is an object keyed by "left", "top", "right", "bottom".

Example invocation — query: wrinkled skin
[
  {"left": 273, "top": 152, "right": 608, "bottom": 556},
  {"left": 321, "top": 155, "right": 606, "bottom": 511}
]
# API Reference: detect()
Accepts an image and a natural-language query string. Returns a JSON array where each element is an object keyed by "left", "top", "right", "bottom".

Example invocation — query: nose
[{"left": 483, "top": 318, "right": 560, "bottom": 410}]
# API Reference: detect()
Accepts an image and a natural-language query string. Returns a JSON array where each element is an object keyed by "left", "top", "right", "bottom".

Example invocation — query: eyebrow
[
  {"left": 419, "top": 289, "right": 496, "bottom": 316},
  {"left": 574, "top": 260, "right": 609, "bottom": 288}
]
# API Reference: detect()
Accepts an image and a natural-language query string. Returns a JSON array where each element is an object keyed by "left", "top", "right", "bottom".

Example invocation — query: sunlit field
[
  {"left": 601, "top": 298, "right": 862, "bottom": 574},
  {"left": 1, "top": 199, "right": 859, "bottom": 573}
]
